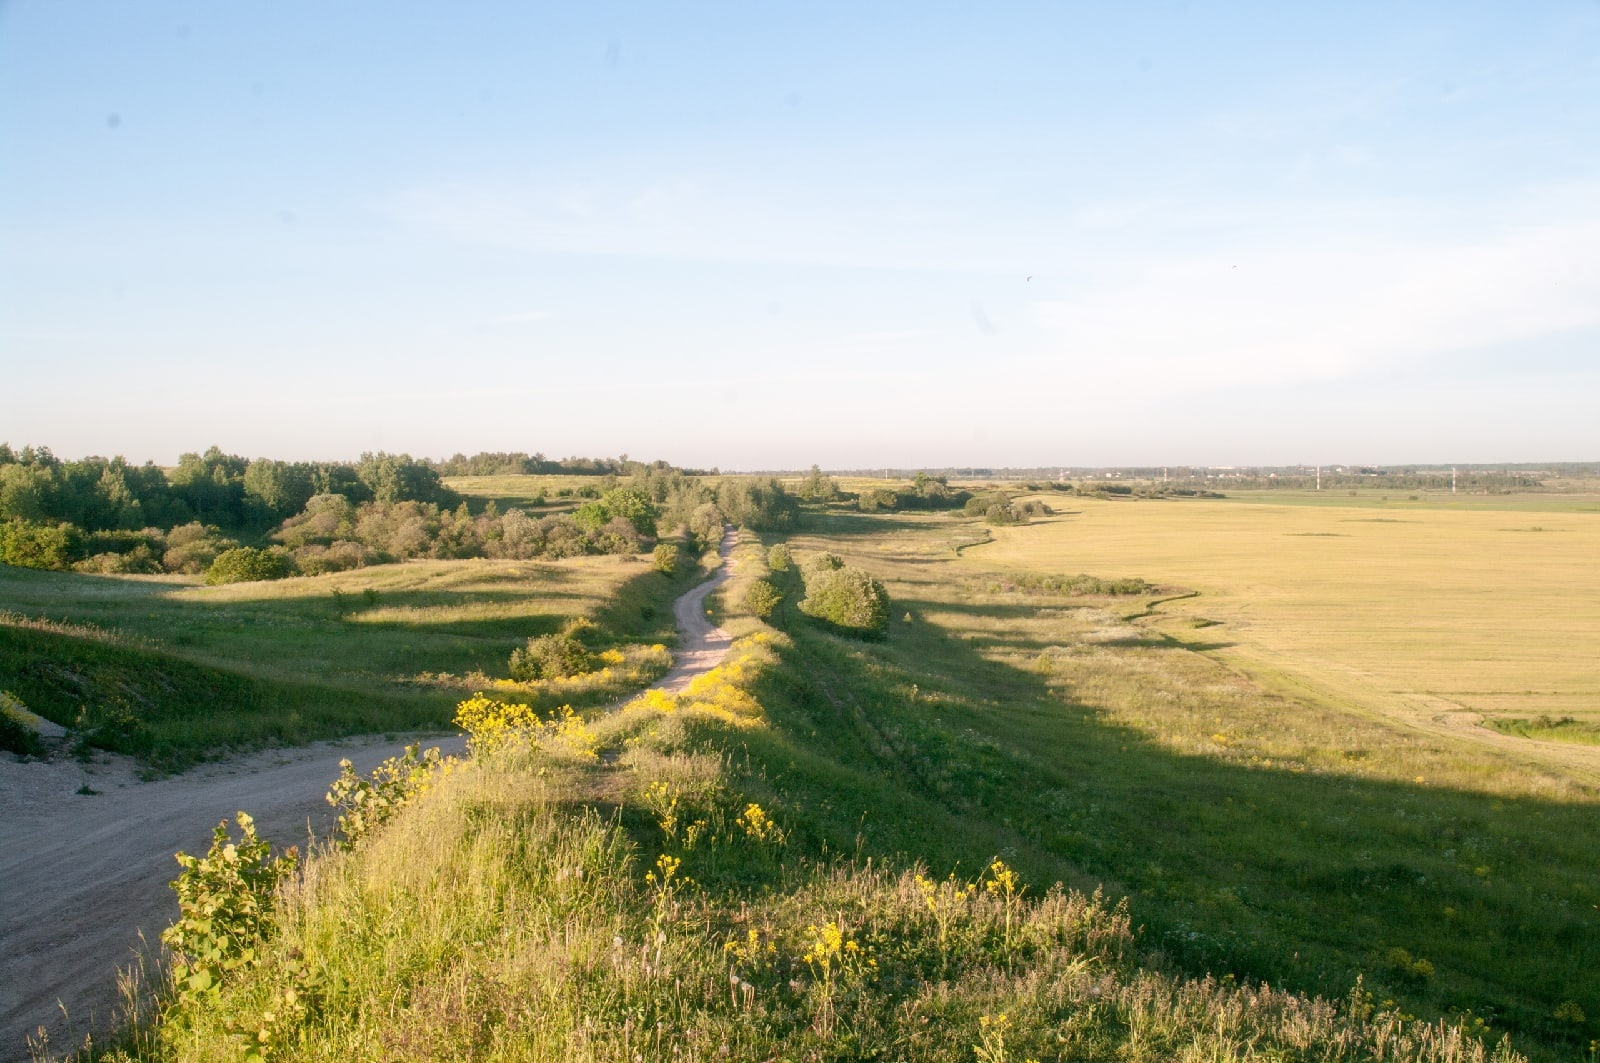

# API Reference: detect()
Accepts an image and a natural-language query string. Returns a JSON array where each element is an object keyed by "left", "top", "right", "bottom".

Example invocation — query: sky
[{"left": 2, "top": 2, "right": 1597, "bottom": 470}]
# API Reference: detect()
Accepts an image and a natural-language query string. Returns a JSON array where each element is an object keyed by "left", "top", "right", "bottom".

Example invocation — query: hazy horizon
[{"left": 4, "top": 3, "right": 1597, "bottom": 468}]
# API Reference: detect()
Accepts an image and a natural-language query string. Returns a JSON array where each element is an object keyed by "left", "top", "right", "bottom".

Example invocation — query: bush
[
  {"left": 767, "top": 543, "right": 792, "bottom": 572},
  {"left": 652, "top": 542, "right": 679, "bottom": 575},
  {"left": 162, "top": 812, "right": 298, "bottom": 1002},
  {"left": 72, "top": 544, "right": 162, "bottom": 574},
  {"left": 802, "top": 551, "right": 843, "bottom": 577},
  {"left": 574, "top": 487, "right": 660, "bottom": 537},
  {"left": 799, "top": 564, "right": 890, "bottom": 638},
  {"left": 856, "top": 487, "right": 899, "bottom": 512},
  {"left": 163, "top": 521, "right": 237, "bottom": 574},
  {"left": 0, "top": 518, "right": 83, "bottom": 570},
  {"left": 984, "top": 502, "right": 1028, "bottom": 526},
  {"left": 205, "top": 546, "right": 291, "bottom": 585},
  {"left": 508, "top": 633, "right": 595, "bottom": 681},
  {"left": 744, "top": 578, "right": 784, "bottom": 620}
]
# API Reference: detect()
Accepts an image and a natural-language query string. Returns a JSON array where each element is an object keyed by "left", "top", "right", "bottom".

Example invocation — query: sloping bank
[{"left": 72, "top": 545, "right": 1524, "bottom": 1063}]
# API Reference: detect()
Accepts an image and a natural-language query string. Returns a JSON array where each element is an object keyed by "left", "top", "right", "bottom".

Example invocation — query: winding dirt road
[{"left": 0, "top": 530, "right": 737, "bottom": 1060}]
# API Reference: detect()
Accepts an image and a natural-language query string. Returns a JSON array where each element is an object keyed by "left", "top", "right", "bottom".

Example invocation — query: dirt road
[
  {"left": 658, "top": 526, "right": 737, "bottom": 693},
  {"left": 0, "top": 531, "right": 738, "bottom": 1060}
]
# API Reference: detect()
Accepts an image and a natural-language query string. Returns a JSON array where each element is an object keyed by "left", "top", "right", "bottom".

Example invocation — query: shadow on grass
[{"left": 715, "top": 575, "right": 1598, "bottom": 1061}]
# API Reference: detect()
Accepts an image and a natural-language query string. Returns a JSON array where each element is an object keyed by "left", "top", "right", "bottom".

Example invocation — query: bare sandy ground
[
  {"left": 0, "top": 530, "right": 737, "bottom": 1061},
  {"left": 657, "top": 526, "right": 737, "bottom": 693}
]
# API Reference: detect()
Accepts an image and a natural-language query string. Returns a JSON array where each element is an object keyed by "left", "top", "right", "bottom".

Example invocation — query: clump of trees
[
  {"left": 796, "top": 465, "right": 839, "bottom": 502},
  {"left": 0, "top": 519, "right": 82, "bottom": 571},
  {"left": 792, "top": 469, "right": 970, "bottom": 514},
  {"left": 963, "top": 494, "right": 1050, "bottom": 526},
  {"left": 717, "top": 478, "right": 799, "bottom": 532},
  {"left": 1, "top": 444, "right": 814, "bottom": 584}
]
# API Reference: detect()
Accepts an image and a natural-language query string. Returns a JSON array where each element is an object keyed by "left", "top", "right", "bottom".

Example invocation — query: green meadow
[
  {"left": 0, "top": 552, "right": 695, "bottom": 772},
  {"left": 976, "top": 489, "right": 1600, "bottom": 753},
  {"left": 693, "top": 504, "right": 1596, "bottom": 1057}
]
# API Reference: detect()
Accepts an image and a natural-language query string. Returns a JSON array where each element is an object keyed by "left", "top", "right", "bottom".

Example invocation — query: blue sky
[{"left": 2, "top": 2, "right": 1596, "bottom": 468}]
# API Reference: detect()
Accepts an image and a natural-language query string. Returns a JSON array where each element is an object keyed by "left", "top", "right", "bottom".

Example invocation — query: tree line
[{"left": 0, "top": 444, "right": 804, "bottom": 582}]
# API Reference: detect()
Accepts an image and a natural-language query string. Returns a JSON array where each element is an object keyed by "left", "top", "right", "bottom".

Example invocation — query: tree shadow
[{"left": 730, "top": 554, "right": 1598, "bottom": 1058}]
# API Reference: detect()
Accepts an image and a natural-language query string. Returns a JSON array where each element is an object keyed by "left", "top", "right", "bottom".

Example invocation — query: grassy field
[
  {"left": 444, "top": 473, "right": 578, "bottom": 511},
  {"left": 709, "top": 508, "right": 1597, "bottom": 1058},
  {"left": 975, "top": 491, "right": 1600, "bottom": 765},
  {"left": 99, "top": 623, "right": 1536, "bottom": 1063},
  {"left": 19, "top": 494, "right": 1598, "bottom": 1059},
  {"left": 0, "top": 553, "right": 695, "bottom": 771}
]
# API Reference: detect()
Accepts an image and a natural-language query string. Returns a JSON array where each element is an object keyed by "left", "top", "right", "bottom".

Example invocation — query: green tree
[
  {"left": 688, "top": 502, "right": 725, "bottom": 551},
  {"left": 355, "top": 452, "right": 457, "bottom": 507},
  {"left": 170, "top": 447, "right": 249, "bottom": 527},
  {"left": 243, "top": 459, "right": 316, "bottom": 524},
  {"left": 652, "top": 542, "right": 679, "bottom": 575}
]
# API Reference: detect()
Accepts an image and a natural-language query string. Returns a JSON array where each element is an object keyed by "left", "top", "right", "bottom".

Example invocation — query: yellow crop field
[{"left": 970, "top": 492, "right": 1600, "bottom": 778}]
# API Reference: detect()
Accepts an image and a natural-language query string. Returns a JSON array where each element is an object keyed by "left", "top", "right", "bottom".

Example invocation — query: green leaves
[{"left": 162, "top": 811, "right": 297, "bottom": 1005}]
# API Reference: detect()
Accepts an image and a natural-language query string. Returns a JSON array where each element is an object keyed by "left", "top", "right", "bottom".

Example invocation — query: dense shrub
[
  {"left": 744, "top": 578, "right": 784, "bottom": 620},
  {"left": 290, "top": 540, "right": 371, "bottom": 575},
  {"left": 799, "top": 563, "right": 890, "bottom": 638},
  {"left": 767, "top": 543, "right": 792, "bottom": 572},
  {"left": 508, "top": 633, "right": 595, "bottom": 681},
  {"left": 205, "top": 547, "right": 292, "bottom": 585},
  {"left": 856, "top": 487, "right": 899, "bottom": 512},
  {"left": 589, "top": 516, "right": 644, "bottom": 556},
  {"left": 72, "top": 545, "right": 162, "bottom": 574},
  {"left": 801, "top": 551, "right": 843, "bottom": 578},
  {"left": 652, "top": 543, "right": 679, "bottom": 575},
  {"left": 163, "top": 522, "right": 238, "bottom": 574},
  {"left": 0, "top": 518, "right": 83, "bottom": 570}
]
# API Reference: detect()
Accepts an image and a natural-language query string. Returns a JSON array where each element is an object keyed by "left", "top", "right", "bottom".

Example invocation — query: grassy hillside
[
  {"left": 84, "top": 628, "right": 1531, "bottom": 1063},
  {"left": 0, "top": 549, "right": 701, "bottom": 772}
]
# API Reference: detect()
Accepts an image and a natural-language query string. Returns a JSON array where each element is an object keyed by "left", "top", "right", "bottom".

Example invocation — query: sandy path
[
  {"left": 0, "top": 531, "right": 738, "bottom": 1061},
  {"left": 657, "top": 526, "right": 737, "bottom": 693}
]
